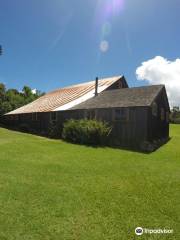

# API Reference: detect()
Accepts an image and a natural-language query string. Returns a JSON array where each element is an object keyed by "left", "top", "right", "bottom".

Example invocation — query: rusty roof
[{"left": 6, "top": 76, "right": 123, "bottom": 115}]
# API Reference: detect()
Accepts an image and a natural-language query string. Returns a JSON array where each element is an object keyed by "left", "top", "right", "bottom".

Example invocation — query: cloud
[{"left": 136, "top": 56, "right": 180, "bottom": 107}]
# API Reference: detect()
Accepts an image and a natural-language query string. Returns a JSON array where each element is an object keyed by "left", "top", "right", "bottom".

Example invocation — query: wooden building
[{"left": 2, "top": 75, "right": 170, "bottom": 150}]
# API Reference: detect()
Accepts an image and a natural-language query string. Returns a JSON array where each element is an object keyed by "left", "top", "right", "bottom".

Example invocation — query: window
[
  {"left": 14, "top": 115, "right": 19, "bottom": 121},
  {"left": 10, "top": 115, "right": 14, "bottom": 120},
  {"left": 152, "top": 102, "right": 158, "bottom": 117},
  {"left": 32, "top": 112, "right": 38, "bottom": 121},
  {"left": 85, "top": 110, "right": 96, "bottom": 119},
  {"left": 114, "top": 109, "right": 129, "bottom": 121},
  {"left": 50, "top": 112, "right": 57, "bottom": 121},
  {"left": 118, "top": 81, "right": 122, "bottom": 89},
  {"left": 160, "top": 108, "right": 165, "bottom": 121}
]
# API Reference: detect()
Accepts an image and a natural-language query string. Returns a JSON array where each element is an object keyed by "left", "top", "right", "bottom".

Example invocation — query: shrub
[
  {"left": 173, "top": 118, "right": 180, "bottom": 124},
  {"left": 62, "top": 119, "right": 112, "bottom": 145},
  {"left": 48, "top": 121, "right": 61, "bottom": 138},
  {"left": 170, "top": 111, "right": 180, "bottom": 124}
]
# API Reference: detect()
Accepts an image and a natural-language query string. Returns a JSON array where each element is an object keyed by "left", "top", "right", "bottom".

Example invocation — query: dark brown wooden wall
[
  {"left": 147, "top": 88, "right": 169, "bottom": 141},
  {"left": 61, "top": 107, "right": 149, "bottom": 148},
  {"left": 2, "top": 107, "right": 149, "bottom": 148}
]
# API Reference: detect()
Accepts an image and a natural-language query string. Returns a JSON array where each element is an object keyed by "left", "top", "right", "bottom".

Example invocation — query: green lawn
[{"left": 0, "top": 125, "right": 179, "bottom": 240}]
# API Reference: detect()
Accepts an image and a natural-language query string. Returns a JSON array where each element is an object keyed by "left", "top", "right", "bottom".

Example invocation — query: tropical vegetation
[{"left": 0, "top": 83, "right": 44, "bottom": 116}]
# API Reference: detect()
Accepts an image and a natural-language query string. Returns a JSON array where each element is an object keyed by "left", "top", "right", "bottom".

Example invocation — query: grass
[{"left": 0, "top": 125, "right": 179, "bottom": 240}]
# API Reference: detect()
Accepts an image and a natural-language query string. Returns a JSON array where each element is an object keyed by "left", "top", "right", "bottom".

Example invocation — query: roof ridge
[
  {"left": 122, "top": 84, "right": 164, "bottom": 90},
  {"left": 131, "top": 84, "right": 164, "bottom": 89},
  {"left": 49, "top": 75, "right": 122, "bottom": 93},
  {"left": 99, "top": 84, "right": 164, "bottom": 93}
]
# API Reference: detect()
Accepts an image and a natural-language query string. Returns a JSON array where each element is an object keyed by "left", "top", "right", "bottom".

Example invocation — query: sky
[{"left": 0, "top": 0, "right": 180, "bottom": 105}]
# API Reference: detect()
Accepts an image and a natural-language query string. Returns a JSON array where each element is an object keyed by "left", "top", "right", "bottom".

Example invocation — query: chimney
[{"left": 95, "top": 77, "right": 98, "bottom": 96}]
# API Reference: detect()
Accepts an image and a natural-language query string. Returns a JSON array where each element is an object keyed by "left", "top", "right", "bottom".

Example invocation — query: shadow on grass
[
  {"left": 0, "top": 124, "right": 171, "bottom": 154},
  {"left": 64, "top": 137, "right": 171, "bottom": 154}
]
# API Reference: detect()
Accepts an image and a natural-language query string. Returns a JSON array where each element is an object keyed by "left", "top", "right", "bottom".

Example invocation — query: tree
[
  {"left": 170, "top": 106, "right": 180, "bottom": 124},
  {"left": 0, "top": 83, "right": 44, "bottom": 116},
  {"left": 22, "top": 86, "right": 32, "bottom": 98},
  {"left": 0, "top": 83, "right": 6, "bottom": 100},
  {"left": 0, "top": 101, "right": 12, "bottom": 115}
]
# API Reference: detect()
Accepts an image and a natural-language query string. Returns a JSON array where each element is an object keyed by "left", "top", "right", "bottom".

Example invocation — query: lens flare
[
  {"left": 100, "top": 40, "right": 109, "bottom": 53},
  {"left": 112, "top": 0, "right": 125, "bottom": 14},
  {"left": 102, "top": 0, "right": 125, "bottom": 19},
  {"left": 95, "top": 0, "right": 125, "bottom": 57},
  {"left": 102, "top": 21, "right": 111, "bottom": 37}
]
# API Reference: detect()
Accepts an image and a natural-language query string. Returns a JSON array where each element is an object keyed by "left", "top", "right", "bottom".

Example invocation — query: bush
[
  {"left": 48, "top": 121, "right": 61, "bottom": 138},
  {"left": 172, "top": 118, "right": 180, "bottom": 124},
  {"left": 170, "top": 111, "right": 180, "bottom": 124},
  {"left": 62, "top": 119, "right": 112, "bottom": 145}
]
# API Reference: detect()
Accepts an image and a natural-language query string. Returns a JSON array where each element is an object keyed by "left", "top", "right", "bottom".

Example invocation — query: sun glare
[
  {"left": 96, "top": 0, "right": 125, "bottom": 53},
  {"left": 104, "top": 0, "right": 125, "bottom": 18}
]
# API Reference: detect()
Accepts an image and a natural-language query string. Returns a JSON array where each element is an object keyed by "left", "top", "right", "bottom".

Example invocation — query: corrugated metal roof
[
  {"left": 6, "top": 76, "right": 122, "bottom": 115},
  {"left": 71, "top": 85, "right": 165, "bottom": 109}
]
